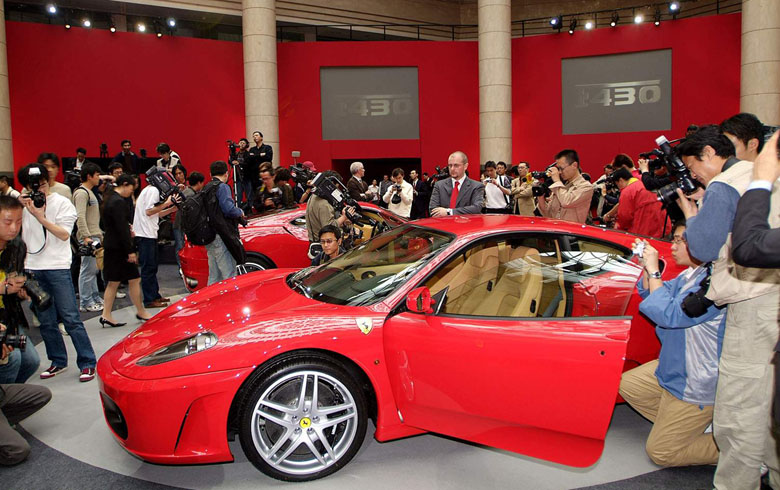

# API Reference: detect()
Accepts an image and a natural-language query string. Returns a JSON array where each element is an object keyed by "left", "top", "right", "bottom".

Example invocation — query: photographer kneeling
[
  {"left": 619, "top": 222, "right": 725, "bottom": 467},
  {"left": 0, "top": 196, "right": 39, "bottom": 385},
  {"left": 1, "top": 324, "right": 51, "bottom": 466},
  {"left": 253, "top": 165, "right": 295, "bottom": 213}
]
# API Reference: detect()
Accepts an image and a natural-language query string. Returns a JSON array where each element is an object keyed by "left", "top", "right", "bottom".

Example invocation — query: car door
[{"left": 382, "top": 233, "right": 640, "bottom": 467}]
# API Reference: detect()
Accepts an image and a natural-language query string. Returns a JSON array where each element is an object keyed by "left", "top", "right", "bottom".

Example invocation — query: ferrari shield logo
[{"left": 356, "top": 318, "right": 373, "bottom": 335}]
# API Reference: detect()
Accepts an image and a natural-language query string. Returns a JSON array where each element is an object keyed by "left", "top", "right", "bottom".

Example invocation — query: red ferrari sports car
[
  {"left": 178, "top": 203, "right": 405, "bottom": 291},
  {"left": 98, "top": 215, "right": 682, "bottom": 481}
]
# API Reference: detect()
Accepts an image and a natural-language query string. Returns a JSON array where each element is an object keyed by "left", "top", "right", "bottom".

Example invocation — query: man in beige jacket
[
  {"left": 537, "top": 149, "right": 594, "bottom": 223},
  {"left": 510, "top": 162, "right": 535, "bottom": 216}
]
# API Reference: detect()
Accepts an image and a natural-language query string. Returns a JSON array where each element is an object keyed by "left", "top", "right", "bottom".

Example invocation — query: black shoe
[
  {"left": 99, "top": 317, "right": 126, "bottom": 328},
  {"left": 136, "top": 314, "right": 151, "bottom": 322}
]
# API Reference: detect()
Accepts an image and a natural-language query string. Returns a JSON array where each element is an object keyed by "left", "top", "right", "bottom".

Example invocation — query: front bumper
[{"left": 97, "top": 347, "right": 252, "bottom": 464}]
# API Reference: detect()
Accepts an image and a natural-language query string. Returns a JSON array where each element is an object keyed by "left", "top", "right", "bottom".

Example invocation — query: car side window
[{"left": 423, "top": 234, "right": 641, "bottom": 319}]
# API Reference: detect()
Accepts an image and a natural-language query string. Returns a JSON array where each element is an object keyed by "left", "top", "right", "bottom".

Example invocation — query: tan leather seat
[
  {"left": 438, "top": 244, "right": 500, "bottom": 314},
  {"left": 470, "top": 245, "right": 543, "bottom": 317}
]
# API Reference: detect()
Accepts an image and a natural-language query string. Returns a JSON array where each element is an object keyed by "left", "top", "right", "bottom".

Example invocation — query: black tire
[
  {"left": 237, "top": 356, "right": 367, "bottom": 482},
  {"left": 244, "top": 254, "right": 274, "bottom": 272}
]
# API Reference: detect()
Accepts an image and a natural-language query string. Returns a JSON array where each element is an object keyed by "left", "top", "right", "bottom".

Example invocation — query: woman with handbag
[{"left": 99, "top": 175, "right": 152, "bottom": 327}]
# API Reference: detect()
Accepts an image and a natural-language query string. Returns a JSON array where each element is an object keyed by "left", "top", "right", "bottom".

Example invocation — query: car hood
[{"left": 111, "top": 269, "right": 376, "bottom": 379}]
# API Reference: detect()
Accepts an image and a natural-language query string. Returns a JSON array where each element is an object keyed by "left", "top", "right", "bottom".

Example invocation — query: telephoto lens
[
  {"left": 24, "top": 279, "right": 52, "bottom": 311},
  {"left": 0, "top": 332, "right": 27, "bottom": 351}
]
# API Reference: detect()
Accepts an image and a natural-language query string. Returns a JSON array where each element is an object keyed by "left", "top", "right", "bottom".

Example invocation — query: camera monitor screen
[
  {"left": 320, "top": 67, "right": 420, "bottom": 141},
  {"left": 561, "top": 49, "right": 672, "bottom": 135}
]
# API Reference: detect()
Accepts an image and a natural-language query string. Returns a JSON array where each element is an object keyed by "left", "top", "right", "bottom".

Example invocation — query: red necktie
[{"left": 449, "top": 180, "right": 460, "bottom": 209}]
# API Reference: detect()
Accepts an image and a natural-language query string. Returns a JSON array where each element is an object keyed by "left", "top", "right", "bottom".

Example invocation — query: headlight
[{"left": 137, "top": 332, "right": 218, "bottom": 366}]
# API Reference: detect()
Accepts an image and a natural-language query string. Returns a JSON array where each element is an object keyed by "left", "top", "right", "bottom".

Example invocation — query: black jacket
[
  {"left": 0, "top": 238, "right": 30, "bottom": 337},
  {"left": 732, "top": 188, "right": 780, "bottom": 268},
  {"left": 203, "top": 179, "right": 246, "bottom": 265},
  {"left": 102, "top": 192, "right": 135, "bottom": 255}
]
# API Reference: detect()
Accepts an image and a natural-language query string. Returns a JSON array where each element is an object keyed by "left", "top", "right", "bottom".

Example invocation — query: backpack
[{"left": 179, "top": 189, "right": 217, "bottom": 246}]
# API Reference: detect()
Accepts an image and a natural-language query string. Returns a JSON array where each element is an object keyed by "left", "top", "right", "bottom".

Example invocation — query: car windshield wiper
[{"left": 289, "top": 277, "right": 312, "bottom": 299}]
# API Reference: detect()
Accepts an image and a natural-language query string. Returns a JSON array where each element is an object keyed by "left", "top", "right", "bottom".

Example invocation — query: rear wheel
[
  {"left": 238, "top": 357, "right": 367, "bottom": 481},
  {"left": 236, "top": 254, "right": 274, "bottom": 275}
]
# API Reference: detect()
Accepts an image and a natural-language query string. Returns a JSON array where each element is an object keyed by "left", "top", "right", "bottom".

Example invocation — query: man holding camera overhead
[
  {"left": 18, "top": 163, "right": 97, "bottom": 383},
  {"left": 383, "top": 168, "right": 413, "bottom": 218}
]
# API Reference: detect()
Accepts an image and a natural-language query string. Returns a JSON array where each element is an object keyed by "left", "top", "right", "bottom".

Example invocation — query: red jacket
[{"left": 616, "top": 179, "right": 665, "bottom": 237}]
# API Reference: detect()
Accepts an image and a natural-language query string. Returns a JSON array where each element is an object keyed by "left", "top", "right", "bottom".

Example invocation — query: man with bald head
[{"left": 429, "top": 151, "right": 484, "bottom": 216}]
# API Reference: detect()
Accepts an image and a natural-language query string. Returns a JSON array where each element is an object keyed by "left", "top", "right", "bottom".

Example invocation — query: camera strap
[{"left": 27, "top": 221, "right": 48, "bottom": 255}]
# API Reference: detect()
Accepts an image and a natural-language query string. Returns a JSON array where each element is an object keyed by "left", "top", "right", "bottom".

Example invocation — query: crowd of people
[{"left": 1, "top": 112, "right": 779, "bottom": 490}]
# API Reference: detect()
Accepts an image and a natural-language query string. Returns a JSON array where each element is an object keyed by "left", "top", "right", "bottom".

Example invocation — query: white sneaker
[
  {"left": 85, "top": 304, "right": 103, "bottom": 312},
  {"left": 116, "top": 290, "right": 127, "bottom": 299}
]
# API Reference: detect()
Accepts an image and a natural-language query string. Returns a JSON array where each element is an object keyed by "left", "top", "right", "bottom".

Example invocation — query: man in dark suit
[
  {"left": 346, "top": 161, "right": 374, "bottom": 202},
  {"left": 732, "top": 130, "right": 780, "bottom": 267},
  {"left": 111, "top": 139, "right": 139, "bottom": 175},
  {"left": 409, "top": 169, "right": 428, "bottom": 219},
  {"left": 429, "top": 151, "right": 484, "bottom": 216}
]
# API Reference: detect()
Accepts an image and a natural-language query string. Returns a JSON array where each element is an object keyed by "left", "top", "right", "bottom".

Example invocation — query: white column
[
  {"left": 741, "top": 0, "right": 780, "bottom": 125},
  {"left": 243, "top": 0, "right": 279, "bottom": 164},
  {"left": 0, "top": 3, "right": 14, "bottom": 175},
  {"left": 478, "top": 0, "right": 512, "bottom": 165}
]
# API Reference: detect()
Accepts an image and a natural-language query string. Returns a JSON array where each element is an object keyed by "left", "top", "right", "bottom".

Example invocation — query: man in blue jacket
[{"left": 619, "top": 221, "right": 726, "bottom": 467}]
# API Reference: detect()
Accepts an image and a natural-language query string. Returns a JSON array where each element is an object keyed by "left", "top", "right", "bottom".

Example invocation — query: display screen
[
  {"left": 320, "top": 67, "right": 420, "bottom": 140},
  {"left": 561, "top": 49, "right": 672, "bottom": 135}
]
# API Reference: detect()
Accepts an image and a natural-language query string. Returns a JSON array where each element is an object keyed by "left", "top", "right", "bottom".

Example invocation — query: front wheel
[{"left": 238, "top": 358, "right": 367, "bottom": 481}]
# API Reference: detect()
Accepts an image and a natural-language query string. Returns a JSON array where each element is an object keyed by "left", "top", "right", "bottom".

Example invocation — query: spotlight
[
  {"left": 46, "top": 3, "right": 57, "bottom": 14},
  {"left": 550, "top": 15, "right": 562, "bottom": 29},
  {"left": 669, "top": 2, "right": 680, "bottom": 12},
  {"left": 610, "top": 12, "right": 619, "bottom": 27},
  {"left": 155, "top": 21, "right": 163, "bottom": 37},
  {"left": 83, "top": 18, "right": 91, "bottom": 28},
  {"left": 585, "top": 20, "right": 594, "bottom": 30},
  {"left": 167, "top": 17, "right": 176, "bottom": 28},
  {"left": 65, "top": 22, "right": 71, "bottom": 29},
  {"left": 137, "top": 22, "right": 146, "bottom": 32},
  {"left": 654, "top": 9, "right": 662, "bottom": 26},
  {"left": 157, "top": 31, "right": 163, "bottom": 38},
  {"left": 109, "top": 23, "right": 116, "bottom": 33},
  {"left": 568, "top": 18, "right": 577, "bottom": 35},
  {"left": 634, "top": 14, "right": 643, "bottom": 24}
]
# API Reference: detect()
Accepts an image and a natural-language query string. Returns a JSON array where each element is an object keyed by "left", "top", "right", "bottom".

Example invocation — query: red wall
[
  {"left": 512, "top": 14, "right": 741, "bottom": 175},
  {"left": 277, "top": 41, "right": 478, "bottom": 172},
  {"left": 6, "top": 14, "right": 740, "bottom": 180},
  {"left": 6, "top": 22, "right": 245, "bottom": 176}
]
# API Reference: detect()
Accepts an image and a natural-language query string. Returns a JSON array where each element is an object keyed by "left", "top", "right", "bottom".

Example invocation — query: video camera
[
  {"left": 289, "top": 163, "right": 316, "bottom": 186},
  {"left": 310, "top": 172, "right": 374, "bottom": 226},
  {"left": 530, "top": 163, "right": 558, "bottom": 198},
  {"left": 64, "top": 170, "right": 82, "bottom": 191},
  {"left": 26, "top": 167, "right": 47, "bottom": 208},
  {"left": 226, "top": 140, "right": 239, "bottom": 163},
  {"left": 429, "top": 166, "right": 449, "bottom": 184},
  {"left": 145, "top": 166, "right": 183, "bottom": 205},
  {"left": 642, "top": 135, "right": 700, "bottom": 207}
]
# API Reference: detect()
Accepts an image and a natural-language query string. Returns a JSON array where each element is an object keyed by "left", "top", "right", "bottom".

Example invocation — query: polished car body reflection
[{"left": 98, "top": 215, "right": 682, "bottom": 482}]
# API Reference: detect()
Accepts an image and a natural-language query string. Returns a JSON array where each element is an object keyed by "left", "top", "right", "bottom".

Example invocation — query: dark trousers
[
  {"left": 0, "top": 384, "right": 52, "bottom": 465},
  {"left": 136, "top": 237, "right": 160, "bottom": 304}
]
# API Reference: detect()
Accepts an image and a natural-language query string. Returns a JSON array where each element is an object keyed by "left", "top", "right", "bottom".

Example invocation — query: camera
[
  {"left": 289, "top": 163, "right": 316, "bottom": 186},
  {"left": 26, "top": 167, "right": 47, "bottom": 208},
  {"left": 681, "top": 269, "right": 719, "bottom": 318},
  {"left": 530, "top": 164, "right": 557, "bottom": 198},
  {"left": 0, "top": 329, "right": 26, "bottom": 351},
  {"left": 78, "top": 239, "right": 103, "bottom": 257},
  {"left": 391, "top": 184, "right": 403, "bottom": 205},
  {"left": 226, "top": 140, "right": 238, "bottom": 162},
  {"left": 311, "top": 172, "right": 374, "bottom": 225},
  {"left": 64, "top": 169, "right": 81, "bottom": 191},
  {"left": 641, "top": 135, "right": 700, "bottom": 208},
  {"left": 145, "top": 166, "right": 183, "bottom": 204},
  {"left": 24, "top": 278, "right": 52, "bottom": 311},
  {"left": 432, "top": 166, "right": 449, "bottom": 182}
]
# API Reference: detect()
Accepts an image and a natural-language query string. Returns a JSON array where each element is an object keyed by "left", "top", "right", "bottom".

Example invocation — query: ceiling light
[
  {"left": 109, "top": 23, "right": 116, "bottom": 33},
  {"left": 568, "top": 18, "right": 577, "bottom": 35},
  {"left": 167, "top": 17, "right": 176, "bottom": 28},
  {"left": 654, "top": 9, "right": 662, "bottom": 26},
  {"left": 610, "top": 12, "right": 619, "bottom": 27},
  {"left": 137, "top": 23, "right": 146, "bottom": 32},
  {"left": 669, "top": 2, "right": 680, "bottom": 12},
  {"left": 83, "top": 18, "right": 91, "bottom": 28},
  {"left": 46, "top": 3, "right": 57, "bottom": 14},
  {"left": 585, "top": 20, "right": 594, "bottom": 30},
  {"left": 634, "top": 14, "right": 643, "bottom": 24},
  {"left": 64, "top": 22, "right": 71, "bottom": 29},
  {"left": 550, "top": 15, "right": 562, "bottom": 29}
]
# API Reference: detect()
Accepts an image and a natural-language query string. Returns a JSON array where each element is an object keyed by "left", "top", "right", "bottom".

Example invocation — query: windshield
[{"left": 288, "top": 225, "right": 454, "bottom": 306}]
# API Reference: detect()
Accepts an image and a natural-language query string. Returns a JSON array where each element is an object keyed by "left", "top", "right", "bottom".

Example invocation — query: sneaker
[
  {"left": 85, "top": 304, "right": 103, "bottom": 312},
  {"left": 58, "top": 323, "right": 68, "bottom": 336},
  {"left": 79, "top": 368, "right": 96, "bottom": 382},
  {"left": 116, "top": 290, "right": 127, "bottom": 299},
  {"left": 40, "top": 365, "right": 67, "bottom": 379}
]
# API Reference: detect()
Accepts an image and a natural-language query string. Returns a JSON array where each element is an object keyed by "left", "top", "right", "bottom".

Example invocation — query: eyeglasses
[
  {"left": 672, "top": 236, "right": 686, "bottom": 244},
  {"left": 320, "top": 238, "right": 338, "bottom": 245}
]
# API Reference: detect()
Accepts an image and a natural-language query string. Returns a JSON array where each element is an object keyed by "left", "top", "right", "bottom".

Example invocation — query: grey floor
[{"left": 2, "top": 264, "right": 717, "bottom": 489}]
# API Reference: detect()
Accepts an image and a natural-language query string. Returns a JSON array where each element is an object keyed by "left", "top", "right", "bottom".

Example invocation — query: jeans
[
  {"left": 173, "top": 228, "right": 184, "bottom": 268},
  {"left": 78, "top": 237, "right": 102, "bottom": 308},
  {"left": 136, "top": 237, "right": 161, "bottom": 304},
  {"left": 0, "top": 332, "right": 40, "bottom": 384},
  {"left": 238, "top": 179, "right": 254, "bottom": 207},
  {"left": 26, "top": 269, "right": 96, "bottom": 370},
  {"left": 205, "top": 234, "right": 236, "bottom": 286}
]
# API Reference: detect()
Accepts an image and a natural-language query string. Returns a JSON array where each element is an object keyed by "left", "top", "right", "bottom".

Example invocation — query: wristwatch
[{"left": 647, "top": 270, "right": 662, "bottom": 279}]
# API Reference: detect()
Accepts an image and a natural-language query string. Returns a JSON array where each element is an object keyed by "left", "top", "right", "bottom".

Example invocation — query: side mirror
[{"left": 406, "top": 287, "right": 433, "bottom": 314}]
